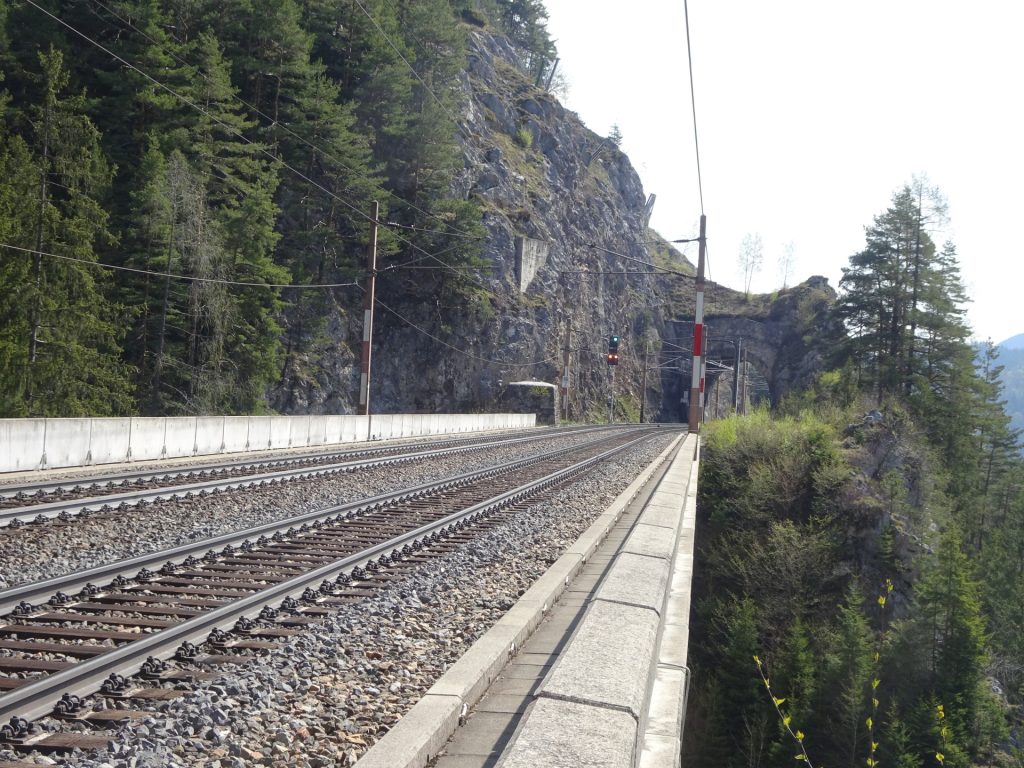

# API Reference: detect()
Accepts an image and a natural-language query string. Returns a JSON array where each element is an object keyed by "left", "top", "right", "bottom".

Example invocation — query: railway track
[
  {"left": 0, "top": 426, "right": 614, "bottom": 528},
  {"left": 0, "top": 426, "right": 660, "bottom": 753}
]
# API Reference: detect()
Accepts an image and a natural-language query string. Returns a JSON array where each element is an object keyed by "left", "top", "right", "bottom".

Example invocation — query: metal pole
[
  {"left": 640, "top": 341, "right": 649, "bottom": 423},
  {"left": 740, "top": 346, "right": 747, "bottom": 415},
  {"left": 732, "top": 339, "right": 741, "bottom": 414},
  {"left": 358, "top": 202, "right": 379, "bottom": 440},
  {"left": 713, "top": 366, "right": 720, "bottom": 418},
  {"left": 708, "top": 325, "right": 716, "bottom": 417},
  {"left": 608, "top": 367, "right": 615, "bottom": 424},
  {"left": 688, "top": 214, "right": 707, "bottom": 433},
  {"left": 560, "top": 318, "right": 572, "bottom": 422}
]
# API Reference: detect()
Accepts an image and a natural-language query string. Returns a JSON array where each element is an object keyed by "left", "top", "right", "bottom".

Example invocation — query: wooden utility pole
[
  {"left": 358, "top": 202, "right": 379, "bottom": 437},
  {"left": 688, "top": 215, "right": 707, "bottom": 432}
]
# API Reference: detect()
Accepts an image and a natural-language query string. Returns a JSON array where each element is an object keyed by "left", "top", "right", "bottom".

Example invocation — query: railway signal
[{"left": 607, "top": 334, "right": 620, "bottom": 365}]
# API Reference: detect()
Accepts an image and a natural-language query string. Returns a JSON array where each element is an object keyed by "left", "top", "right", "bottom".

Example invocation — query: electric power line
[
  {"left": 82, "top": 0, "right": 485, "bottom": 243},
  {"left": 585, "top": 242, "right": 694, "bottom": 279},
  {"left": 375, "top": 297, "right": 562, "bottom": 367},
  {"left": 559, "top": 270, "right": 678, "bottom": 277},
  {"left": 351, "top": 0, "right": 470, "bottom": 141},
  {"left": 383, "top": 220, "right": 483, "bottom": 239},
  {"left": 683, "top": 0, "right": 705, "bottom": 215},
  {"left": 0, "top": 242, "right": 362, "bottom": 290},
  {"left": 387, "top": 265, "right": 497, "bottom": 271},
  {"left": 22, "top": 0, "right": 481, "bottom": 280}
]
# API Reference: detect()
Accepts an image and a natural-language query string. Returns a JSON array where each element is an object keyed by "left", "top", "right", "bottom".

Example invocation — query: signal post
[{"left": 607, "top": 335, "right": 619, "bottom": 423}]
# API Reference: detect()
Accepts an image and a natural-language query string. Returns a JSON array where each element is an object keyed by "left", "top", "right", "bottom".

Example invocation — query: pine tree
[
  {"left": 0, "top": 47, "right": 134, "bottom": 416},
  {"left": 908, "top": 529, "right": 987, "bottom": 751},
  {"left": 833, "top": 184, "right": 975, "bottom": 441},
  {"left": 977, "top": 480, "right": 1024, "bottom": 674},
  {"left": 122, "top": 138, "right": 173, "bottom": 409},
  {"left": 203, "top": 0, "right": 385, "bottom": 399},
  {"left": 494, "top": 0, "right": 555, "bottom": 80},
  {"left": 877, "top": 707, "right": 924, "bottom": 768},
  {"left": 769, "top": 616, "right": 817, "bottom": 761},
  {"left": 712, "top": 598, "right": 771, "bottom": 768},
  {"left": 74, "top": 0, "right": 191, "bottom": 180},
  {"left": 965, "top": 341, "right": 1022, "bottom": 546},
  {"left": 180, "top": 32, "right": 287, "bottom": 413},
  {"left": 823, "top": 592, "right": 874, "bottom": 767},
  {"left": 0, "top": 105, "right": 38, "bottom": 415}
]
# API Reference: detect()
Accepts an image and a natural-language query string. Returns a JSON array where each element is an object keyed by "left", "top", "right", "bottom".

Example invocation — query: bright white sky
[{"left": 543, "top": 0, "right": 1021, "bottom": 343}]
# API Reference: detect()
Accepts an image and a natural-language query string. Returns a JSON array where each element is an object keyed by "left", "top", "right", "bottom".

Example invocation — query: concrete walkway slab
[
  {"left": 494, "top": 698, "right": 636, "bottom": 768},
  {"left": 596, "top": 551, "right": 670, "bottom": 612},
  {"left": 540, "top": 599, "right": 659, "bottom": 719}
]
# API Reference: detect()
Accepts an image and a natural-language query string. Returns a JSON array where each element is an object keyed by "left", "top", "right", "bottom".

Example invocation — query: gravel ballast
[
  {"left": 0, "top": 430, "right": 620, "bottom": 588},
  {"left": 0, "top": 430, "right": 678, "bottom": 768}
]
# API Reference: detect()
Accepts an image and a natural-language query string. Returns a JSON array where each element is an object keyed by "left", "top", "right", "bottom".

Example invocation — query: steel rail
[
  {"left": 0, "top": 426, "right": 607, "bottom": 501},
  {"left": 0, "top": 429, "right": 658, "bottom": 724},
  {"left": 0, "top": 426, "right": 620, "bottom": 527},
  {"left": 0, "top": 427, "right": 658, "bottom": 613}
]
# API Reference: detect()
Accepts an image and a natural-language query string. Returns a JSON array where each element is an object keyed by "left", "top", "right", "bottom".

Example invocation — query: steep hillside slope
[{"left": 275, "top": 24, "right": 833, "bottom": 420}]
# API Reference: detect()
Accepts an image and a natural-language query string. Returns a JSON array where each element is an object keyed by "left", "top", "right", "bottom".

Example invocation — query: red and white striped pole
[
  {"left": 358, "top": 202, "right": 379, "bottom": 436},
  {"left": 688, "top": 214, "right": 707, "bottom": 433}
]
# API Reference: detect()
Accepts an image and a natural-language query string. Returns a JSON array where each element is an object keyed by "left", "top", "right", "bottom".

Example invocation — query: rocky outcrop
[{"left": 275, "top": 24, "right": 835, "bottom": 421}]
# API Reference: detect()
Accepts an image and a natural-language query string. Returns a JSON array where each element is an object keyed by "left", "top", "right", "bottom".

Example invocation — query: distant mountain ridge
[
  {"left": 999, "top": 333, "right": 1024, "bottom": 350},
  {"left": 995, "top": 335, "right": 1024, "bottom": 437}
]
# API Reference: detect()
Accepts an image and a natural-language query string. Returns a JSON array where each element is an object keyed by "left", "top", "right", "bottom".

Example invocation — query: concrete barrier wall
[
  {"left": 0, "top": 413, "right": 537, "bottom": 473},
  {"left": 164, "top": 418, "right": 196, "bottom": 459},
  {"left": 0, "top": 420, "right": 46, "bottom": 472},
  {"left": 131, "top": 418, "right": 167, "bottom": 462}
]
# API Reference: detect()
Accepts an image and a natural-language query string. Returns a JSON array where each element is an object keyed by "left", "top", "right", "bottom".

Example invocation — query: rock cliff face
[{"left": 274, "top": 25, "right": 834, "bottom": 421}]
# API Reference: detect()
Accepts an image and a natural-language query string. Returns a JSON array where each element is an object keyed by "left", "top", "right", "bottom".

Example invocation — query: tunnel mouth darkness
[{"left": 660, "top": 316, "right": 781, "bottom": 422}]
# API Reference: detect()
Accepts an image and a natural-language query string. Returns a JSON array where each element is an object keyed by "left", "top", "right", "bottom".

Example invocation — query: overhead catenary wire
[
  {"left": 383, "top": 221, "right": 483, "bottom": 239},
  {"left": 0, "top": 243, "right": 362, "bottom": 290},
  {"left": 374, "top": 298, "right": 562, "bottom": 367},
  {"left": 22, "top": 0, "right": 482, "bottom": 278},
  {"left": 683, "top": 0, "right": 705, "bottom": 215},
  {"left": 387, "top": 265, "right": 497, "bottom": 271},
  {"left": 81, "top": 0, "right": 485, "bottom": 243},
  {"left": 559, "top": 270, "right": 685, "bottom": 277},
  {"left": 350, "top": 0, "right": 471, "bottom": 142},
  {"left": 585, "top": 242, "right": 695, "bottom": 279}
]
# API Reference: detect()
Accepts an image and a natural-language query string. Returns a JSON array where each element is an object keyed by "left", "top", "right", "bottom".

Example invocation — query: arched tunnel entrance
[{"left": 658, "top": 317, "right": 781, "bottom": 422}]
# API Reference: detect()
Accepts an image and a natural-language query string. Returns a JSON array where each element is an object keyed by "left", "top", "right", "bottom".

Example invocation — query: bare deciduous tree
[
  {"left": 738, "top": 232, "right": 763, "bottom": 297},
  {"left": 778, "top": 241, "right": 796, "bottom": 289}
]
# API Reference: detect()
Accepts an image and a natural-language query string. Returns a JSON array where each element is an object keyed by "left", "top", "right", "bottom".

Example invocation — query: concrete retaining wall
[{"left": 0, "top": 413, "right": 537, "bottom": 474}]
